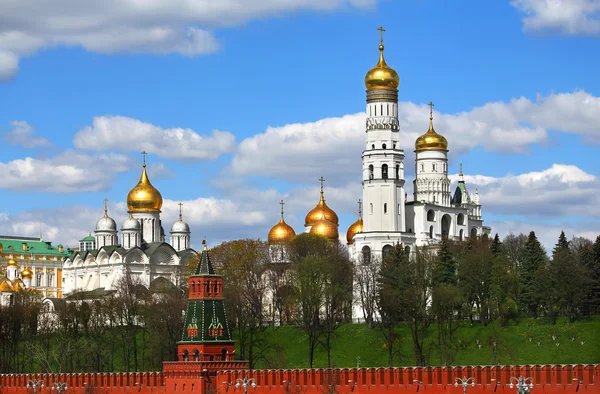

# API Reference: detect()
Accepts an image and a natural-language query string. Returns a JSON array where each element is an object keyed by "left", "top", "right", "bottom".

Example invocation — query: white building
[
  {"left": 345, "top": 35, "right": 490, "bottom": 264},
  {"left": 61, "top": 159, "right": 196, "bottom": 295}
]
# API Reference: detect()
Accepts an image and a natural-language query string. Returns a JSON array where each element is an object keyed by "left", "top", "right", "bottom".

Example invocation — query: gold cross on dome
[
  {"left": 141, "top": 150, "right": 147, "bottom": 166},
  {"left": 318, "top": 176, "right": 326, "bottom": 193},
  {"left": 178, "top": 202, "right": 183, "bottom": 220},
  {"left": 428, "top": 101, "right": 434, "bottom": 120},
  {"left": 378, "top": 26, "right": 386, "bottom": 45},
  {"left": 103, "top": 198, "right": 108, "bottom": 216},
  {"left": 358, "top": 199, "right": 362, "bottom": 216},
  {"left": 280, "top": 200, "right": 285, "bottom": 217}
]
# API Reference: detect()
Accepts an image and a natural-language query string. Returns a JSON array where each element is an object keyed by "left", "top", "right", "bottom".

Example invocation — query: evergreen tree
[
  {"left": 434, "top": 239, "right": 456, "bottom": 286},
  {"left": 519, "top": 231, "right": 547, "bottom": 317},
  {"left": 552, "top": 230, "right": 570, "bottom": 257},
  {"left": 589, "top": 235, "right": 600, "bottom": 314},
  {"left": 491, "top": 233, "right": 502, "bottom": 258}
]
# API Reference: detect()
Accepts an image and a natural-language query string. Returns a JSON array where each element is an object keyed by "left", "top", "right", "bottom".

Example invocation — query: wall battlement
[{"left": 2, "top": 365, "right": 597, "bottom": 394}]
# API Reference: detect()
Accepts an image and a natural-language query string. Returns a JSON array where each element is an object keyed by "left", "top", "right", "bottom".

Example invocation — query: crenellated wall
[{"left": 1, "top": 365, "right": 598, "bottom": 394}]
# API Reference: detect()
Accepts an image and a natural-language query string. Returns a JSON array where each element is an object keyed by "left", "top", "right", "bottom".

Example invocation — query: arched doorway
[
  {"left": 471, "top": 228, "right": 478, "bottom": 238},
  {"left": 441, "top": 214, "right": 451, "bottom": 239},
  {"left": 429, "top": 225, "right": 434, "bottom": 239},
  {"left": 427, "top": 209, "right": 435, "bottom": 221},
  {"left": 459, "top": 229, "right": 464, "bottom": 241}
]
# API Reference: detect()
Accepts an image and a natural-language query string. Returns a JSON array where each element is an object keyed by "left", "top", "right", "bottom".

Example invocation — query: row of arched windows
[
  {"left": 419, "top": 163, "right": 448, "bottom": 173},
  {"left": 361, "top": 245, "right": 411, "bottom": 264},
  {"left": 368, "top": 103, "right": 397, "bottom": 117},
  {"left": 368, "top": 164, "right": 400, "bottom": 180}
]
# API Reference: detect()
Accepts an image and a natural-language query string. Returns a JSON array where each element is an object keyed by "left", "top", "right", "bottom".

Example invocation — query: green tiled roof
[
  {"left": 0, "top": 235, "right": 73, "bottom": 257},
  {"left": 79, "top": 235, "right": 95, "bottom": 242}
]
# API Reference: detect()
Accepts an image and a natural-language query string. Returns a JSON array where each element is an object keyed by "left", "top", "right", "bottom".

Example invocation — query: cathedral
[
  {"left": 267, "top": 30, "right": 490, "bottom": 259},
  {"left": 61, "top": 155, "right": 196, "bottom": 295}
]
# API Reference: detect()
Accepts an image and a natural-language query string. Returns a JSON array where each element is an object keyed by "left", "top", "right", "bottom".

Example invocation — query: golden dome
[
  {"left": 364, "top": 44, "right": 399, "bottom": 90},
  {"left": 309, "top": 215, "right": 339, "bottom": 241},
  {"left": 268, "top": 200, "right": 296, "bottom": 244},
  {"left": 268, "top": 218, "right": 296, "bottom": 244},
  {"left": 7, "top": 258, "right": 18, "bottom": 267},
  {"left": 415, "top": 102, "right": 448, "bottom": 151},
  {"left": 127, "top": 164, "right": 163, "bottom": 212},
  {"left": 305, "top": 181, "right": 339, "bottom": 227},
  {"left": 0, "top": 242, "right": 3, "bottom": 253},
  {"left": 346, "top": 199, "right": 364, "bottom": 245},
  {"left": 21, "top": 267, "right": 33, "bottom": 279}
]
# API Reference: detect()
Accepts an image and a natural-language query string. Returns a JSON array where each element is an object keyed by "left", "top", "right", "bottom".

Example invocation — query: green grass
[{"left": 239, "top": 317, "right": 600, "bottom": 369}]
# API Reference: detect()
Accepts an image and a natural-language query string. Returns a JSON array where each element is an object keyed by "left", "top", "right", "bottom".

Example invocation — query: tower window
[
  {"left": 420, "top": 164, "right": 424, "bottom": 172},
  {"left": 393, "top": 143, "right": 396, "bottom": 149},
  {"left": 384, "top": 203, "right": 387, "bottom": 214},
  {"left": 432, "top": 163, "right": 437, "bottom": 172},
  {"left": 369, "top": 165, "right": 374, "bottom": 180},
  {"left": 369, "top": 203, "right": 373, "bottom": 214},
  {"left": 396, "top": 164, "right": 400, "bottom": 179},
  {"left": 372, "top": 144, "right": 375, "bottom": 149},
  {"left": 382, "top": 164, "right": 388, "bottom": 180},
  {"left": 382, "top": 143, "right": 386, "bottom": 149}
]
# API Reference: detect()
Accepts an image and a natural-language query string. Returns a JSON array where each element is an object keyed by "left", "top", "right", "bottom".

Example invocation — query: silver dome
[
  {"left": 171, "top": 220, "right": 190, "bottom": 233},
  {"left": 122, "top": 217, "right": 141, "bottom": 231},
  {"left": 96, "top": 216, "right": 117, "bottom": 232}
]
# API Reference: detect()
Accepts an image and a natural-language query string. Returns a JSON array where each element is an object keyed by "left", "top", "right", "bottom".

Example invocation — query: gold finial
[
  {"left": 141, "top": 151, "right": 147, "bottom": 168},
  {"left": 279, "top": 200, "right": 285, "bottom": 219},
  {"left": 39, "top": 221, "right": 43, "bottom": 241},
  {"left": 428, "top": 101, "right": 434, "bottom": 121},
  {"left": 358, "top": 199, "right": 362, "bottom": 218},
  {"left": 202, "top": 239, "right": 208, "bottom": 251},
  {"left": 103, "top": 198, "right": 109, "bottom": 217},
  {"left": 378, "top": 25, "right": 386, "bottom": 46},
  {"left": 459, "top": 163, "right": 463, "bottom": 176},
  {"left": 178, "top": 202, "right": 183, "bottom": 222}
]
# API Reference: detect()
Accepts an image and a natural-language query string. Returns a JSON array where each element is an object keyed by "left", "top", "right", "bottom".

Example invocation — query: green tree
[
  {"left": 491, "top": 233, "right": 502, "bottom": 258},
  {"left": 519, "top": 231, "right": 547, "bottom": 317},
  {"left": 377, "top": 243, "right": 409, "bottom": 367},
  {"left": 457, "top": 237, "right": 493, "bottom": 326}
]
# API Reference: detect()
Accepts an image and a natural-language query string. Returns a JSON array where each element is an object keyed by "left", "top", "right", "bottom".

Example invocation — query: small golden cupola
[
  {"left": 305, "top": 177, "right": 339, "bottom": 227},
  {"left": 346, "top": 199, "right": 364, "bottom": 245},
  {"left": 127, "top": 152, "right": 163, "bottom": 212},
  {"left": 7, "top": 257, "right": 18, "bottom": 267},
  {"left": 309, "top": 212, "right": 339, "bottom": 242},
  {"left": 415, "top": 102, "right": 448, "bottom": 151},
  {"left": 364, "top": 26, "right": 400, "bottom": 90},
  {"left": 268, "top": 200, "right": 296, "bottom": 244},
  {"left": 21, "top": 266, "right": 33, "bottom": 279}
]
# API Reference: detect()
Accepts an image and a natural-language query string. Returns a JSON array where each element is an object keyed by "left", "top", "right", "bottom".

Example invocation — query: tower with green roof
[{"left": 176, "top": 241, "right": 236, "bottom": 363}]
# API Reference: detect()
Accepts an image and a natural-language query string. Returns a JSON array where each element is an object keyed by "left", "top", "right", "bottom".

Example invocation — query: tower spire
[
  {"left": 39, "top": 221, "right": 43, "bottom": 241},
  {"left": 459, "top": 163, "right": 463, "bottom": 176}
]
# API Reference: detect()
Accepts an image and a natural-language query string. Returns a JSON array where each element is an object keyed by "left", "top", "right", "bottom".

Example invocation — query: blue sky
[{"left": 1, "top": 0, "right": 599, "bottom": 252}]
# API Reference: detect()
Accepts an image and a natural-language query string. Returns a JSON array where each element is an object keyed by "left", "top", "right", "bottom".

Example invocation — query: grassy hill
[{"left": 242, "top": 317, "right": 600, "bottom": 369}]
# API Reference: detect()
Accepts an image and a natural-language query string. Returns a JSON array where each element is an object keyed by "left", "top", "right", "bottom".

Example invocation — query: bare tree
[{"left": 353, "top": 254, "right": 379, "bottom": 327}]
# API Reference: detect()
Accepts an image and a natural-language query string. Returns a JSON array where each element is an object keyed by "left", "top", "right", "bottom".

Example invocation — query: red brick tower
[{"left": 163, "top": 241, "right": 248, "bottom": 393}]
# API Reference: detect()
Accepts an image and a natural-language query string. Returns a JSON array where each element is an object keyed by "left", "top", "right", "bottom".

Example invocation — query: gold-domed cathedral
[
  {"left": 345, "top": 27, "right": 490, "bottom": 321},
  {"left": 60, "top": 152, "right": 197, "bottom": 299}
]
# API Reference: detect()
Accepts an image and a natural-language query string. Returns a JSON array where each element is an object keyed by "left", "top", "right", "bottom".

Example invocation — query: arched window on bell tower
[
  {"left": 382, "top": 164, "right": 388, "bottom": 179},
  {"left": 369, "top": 165, "right": 374, "bottom": 180}
]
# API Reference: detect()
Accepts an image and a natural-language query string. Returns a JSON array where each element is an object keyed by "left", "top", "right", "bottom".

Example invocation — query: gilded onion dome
[
  {"left": 127, "top": 160, "right": 163, "bottom": 212},
  {"left": 346, "top": 200, "right": 364, "bottom": 245},
  {"left": 7, "top": 258, "right": 18, "bottom": 267},
  {"left": 415, "top": 102, "right": 448, "bottom": 151},
  {"left": 309, "top": 212, "right": 339, "bottom": 241},
  {"left": 21, "top": 267, "right": 33, "bottom": 279},
  {"left": 364, "top": 27, "right": 399, "bottom": 90},
  {"left": 268, "top": 200, "right": 296, "bottom": 244},
  {"left": 305, "top": 178, "right": 339, "bottom": 227}
]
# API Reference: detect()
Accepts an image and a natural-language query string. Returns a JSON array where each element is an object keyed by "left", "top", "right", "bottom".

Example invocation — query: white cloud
[
  {"left": 0, "top": 151, "right": 131, "bottom": 192},
  {"left": 3, "top": 121, "right": 52, "bottom": 148},
  {"left": 73, "top": 116, "right": 236, "bottom": 161},
  {"left": 0, "top": 0, "right": 375, "bottom": 79},
  {"left": 457, "top": 163, "right": 600, "bottom": 218},
  {"left": 511, "top": 0, "right": 600, "bottom": 36}
]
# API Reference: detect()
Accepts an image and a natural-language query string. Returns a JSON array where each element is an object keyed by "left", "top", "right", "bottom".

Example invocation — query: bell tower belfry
[{"left": 361, "top": 26, "right": 406, "bottom": 233}]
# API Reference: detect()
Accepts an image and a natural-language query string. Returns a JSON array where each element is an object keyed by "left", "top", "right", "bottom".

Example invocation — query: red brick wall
[{"left": 1, "top": 365, "right": 598, "bottom": 394}]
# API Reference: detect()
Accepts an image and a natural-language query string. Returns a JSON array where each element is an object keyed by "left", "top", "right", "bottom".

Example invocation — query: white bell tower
[{"left": 362, "top": 26, "right": 406, "bottom": 233}]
